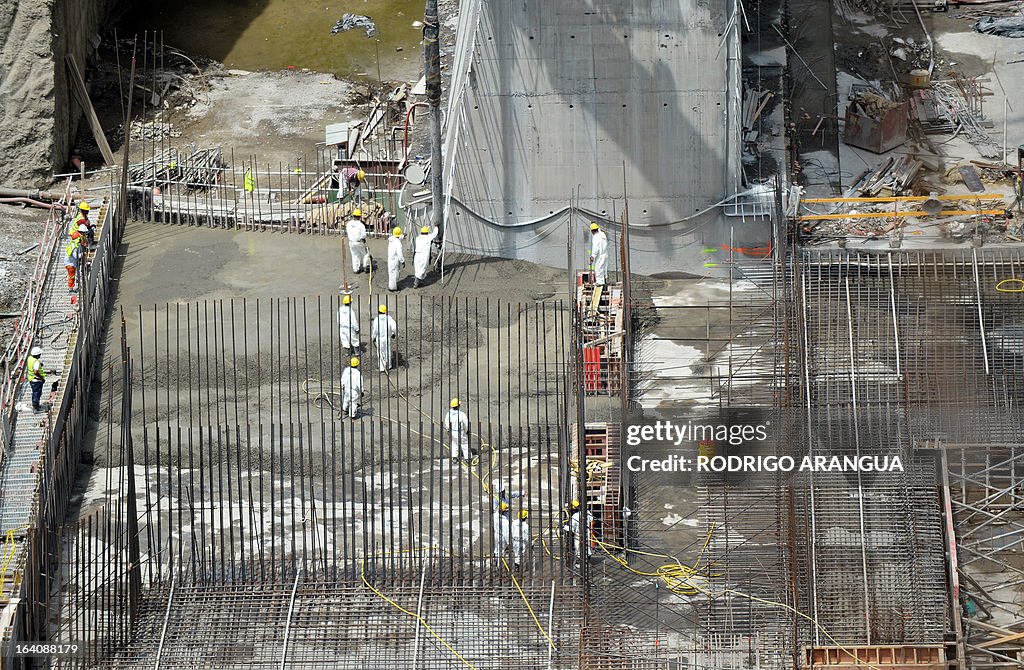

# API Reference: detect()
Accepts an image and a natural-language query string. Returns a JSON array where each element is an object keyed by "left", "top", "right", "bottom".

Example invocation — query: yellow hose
[{"left": 996, "top": 278, "right": 1024, "bottom": 292}]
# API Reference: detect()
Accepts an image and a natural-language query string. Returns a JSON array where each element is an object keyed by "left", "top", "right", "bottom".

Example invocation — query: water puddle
[{"left": 121, "top": 0, "right": 426, "bottom": 81}]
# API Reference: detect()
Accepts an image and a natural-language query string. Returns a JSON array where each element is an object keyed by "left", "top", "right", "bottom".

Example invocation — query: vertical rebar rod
[{"left": 844, "top": 277, "right": 872, "bottom": 643}]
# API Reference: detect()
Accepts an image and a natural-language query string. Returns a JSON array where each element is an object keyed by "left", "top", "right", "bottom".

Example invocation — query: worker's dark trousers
[{"left": 30, "top": 380, "right": 44, "bottom": 407}]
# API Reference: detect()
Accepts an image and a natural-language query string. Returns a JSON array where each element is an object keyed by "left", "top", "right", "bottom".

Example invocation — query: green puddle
[{"left": 121, "top": 0, "right": 426, "bottom": 81}]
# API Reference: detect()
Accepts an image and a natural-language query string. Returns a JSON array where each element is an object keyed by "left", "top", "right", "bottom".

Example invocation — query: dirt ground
[{"left": 0, "top": 206, "right": 49, "bottom": 350}]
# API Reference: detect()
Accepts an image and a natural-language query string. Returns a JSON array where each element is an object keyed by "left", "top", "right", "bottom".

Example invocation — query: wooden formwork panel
[{"left": 803, "top": 645, "right": 946, "bottom": 669}]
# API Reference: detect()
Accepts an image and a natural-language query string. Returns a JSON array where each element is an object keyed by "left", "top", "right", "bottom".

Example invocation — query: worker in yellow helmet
[
  {"left": 563, "top": 498, "right": 595, "bottom": 563},
  {"left": 387, "top": 226, "right": 405, "bottom": 291},
  {"left": 337, "top": 293, "right": 359, "bottom": 352},
  {"left": 370, "top": 304, "right": 397, "bottom": 372},
  {"left": 339, "top": 356, "right": 363, "bottom": 419},
  {"left": 343, "top": 166, "right": 365, "bottom": 201},
  {"left": 413, "top": 224, "right": 439, "bottom": 288},
  {"left": 444, "top": 397, "right": 470, "bottom": 461},
  {"left": 71, "top": 201, "right": 95, "bottom": 245},
  {"left": 589, "top": 222, "right": 608, "bottom": 287},
  {"left": 25, "top": 345, "right": 55, "bottom": 413},
  {"left": 493, "top": 501, "right": 512, "bottom": 559},
  {"left": 511, "top": 509, "right": 531, "bottom": 567},
  {"left": 345, "top": 207, "right": 370, "bottom": 273}
]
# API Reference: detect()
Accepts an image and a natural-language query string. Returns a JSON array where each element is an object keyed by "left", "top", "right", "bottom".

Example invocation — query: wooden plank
[
  {"left": 65, "top": 55, "right": 115, "bottom": 165},
  {"left": 589, "top": 285, "right": 603, "bottom": 316},
  {"left": 977, "top": 630, "right": 1024, "bottom": 649}
]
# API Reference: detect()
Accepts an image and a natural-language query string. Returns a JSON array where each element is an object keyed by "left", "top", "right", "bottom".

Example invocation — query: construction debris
[
  {"left": 129, "top": 120, "right": 181, "bottom": 142},
  {"left": 844, "top": 88, "right": 908, "bottom": 153},
  {"left": 973, "top": 16, "right": 1024, "bottom": 38},
  {"left": 331, "top": 13, "right": 378, "bottom": 38}
]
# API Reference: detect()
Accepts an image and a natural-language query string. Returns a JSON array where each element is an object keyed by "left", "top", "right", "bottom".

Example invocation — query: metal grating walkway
[{"left": 0, "top": 201, "right": 108, "bottom": 603}]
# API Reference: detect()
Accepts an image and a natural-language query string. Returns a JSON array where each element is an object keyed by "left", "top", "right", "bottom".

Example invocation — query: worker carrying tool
[
  {"left": 589, "top": 222, "right": 608, "bottom": 286},
  {"left": 25, "top": 345, "right": 55, "bottom": 413},
  {"left": 341, "top": 166, "right": 366, "bottom": 201},
  {"left": 444, "top": 397, "right": 470, "bottom": 462},
  {"left": 511, "top": 509, "right": 531, "bottom": 567},
  {"left": 412, "top": 225, "right": 439, "bottom": 288},
  {"left": 563, "top": 499, "right": 595, "bottom": 563},
  {"left": 65, "top": 236, "right": 82, "bottom": 292},
  {"left": 337, "top": 293, "right": 359, "bottom": 351},
  {"left": 71, "top": 201, "right": 95, "bottom": 245},
  {"left": 346, "top": 208, "right": 371, "bottom": 274},
  {"left": 387, "top": 227, "right": 405, "bottom": 291},
  {"left": 493, "top": 502, "right": 512, "bottom": 559},
  {"left": 339, "top": 356, "right": 363, "bottom": 419},
  {"left": 370, "top": 304, "right": 397, "bottom": 372}
]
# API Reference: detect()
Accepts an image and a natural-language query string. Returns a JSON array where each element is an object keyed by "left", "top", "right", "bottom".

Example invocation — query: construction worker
[
  {"left": 339, "top": 356, "right": 363, "bottom": 419},
  {"left": 493, "top": 502, "right": 512, "bottom": 559},
  {"left": 413, "top": 225, "right": 439, "bottom": 288},
  {"left": 337, "top": 294, "right": 359, "bottom": 352},
  {"left": 511, "top": 509, "right": 531, "bottom": 567},
  {"left": 493, "top": 489, "right": 521, "bottom": 511},
  {"left": 342, "top": 166, "right": 366, "bottom": 201},
  {"left": 346, "top": 208, "right": 370, "bottom": 274},
  {"left": 444, "top": 397, "right": 470, "bottom": 462},
  {"left": 71, "top": 223, "right": 90, "bottom": 253},
  {"left": 71, "top": 201, "right": 95, "bottom": 245},
  {"left": 25, "top": 346, "right": 53, "bottom": 412},
  {"left": 65, "top": 236, "right": 82, "bottom": 292},
  {"left": 387, "top": 227, "right": 405, "bottom": 291},
  {"left": 563, "top": 499, "right": 595, "bottom": 562},
  {"left": 589, "top": 222, "right": 608, "bottom": 286},
  {"left": 369, "top": 304, "right": 397, "bottom": 372}
]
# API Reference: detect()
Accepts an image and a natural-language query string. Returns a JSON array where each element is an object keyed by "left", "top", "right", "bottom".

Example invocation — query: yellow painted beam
[{"left": 801, "top": 195, "right": 1002, "bottom": 203}]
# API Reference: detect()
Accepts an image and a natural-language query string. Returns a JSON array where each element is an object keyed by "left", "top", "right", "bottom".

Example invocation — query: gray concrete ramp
[{"left": 444, "top": 0, "right": 746, "bottom": 275}]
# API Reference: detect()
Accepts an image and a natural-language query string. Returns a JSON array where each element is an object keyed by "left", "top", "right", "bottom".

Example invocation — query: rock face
[{"left": 0, "top": 0, "right": 118, "bottom": 188}]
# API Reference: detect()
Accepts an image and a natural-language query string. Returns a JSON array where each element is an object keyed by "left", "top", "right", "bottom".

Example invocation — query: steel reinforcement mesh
[{"left": 81, "top": 581, "right": 583, "bottom": 669}]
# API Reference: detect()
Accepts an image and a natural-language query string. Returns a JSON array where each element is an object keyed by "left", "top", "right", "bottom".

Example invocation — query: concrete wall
[
  {"left": 0, "top": 0, "right": 117, "bottom": 188},
  {"left": 443, "top": 0, "right": 750, "bottom": 276}
]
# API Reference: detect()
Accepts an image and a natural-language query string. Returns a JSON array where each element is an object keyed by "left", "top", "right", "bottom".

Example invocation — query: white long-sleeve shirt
[
  {"left": 591, "top": 230, "right": 608, "bottom": 261},
  {"left": 443, "top": 408, "right": 469, "bottom": 439},
  {"left": 387, "top": 236, "right": 405, "bottom": 265},
  {"left": 413, "top": 228, "right": 439, "bottom": 277},
  {"left": 346, "top": 219, "right": 367, "bottom": 243},
  {"left": 340, "top": 367, "right": 362, "bottom": 401},
  {"left": 370, "top": 314, "right": 397, "bottom": 343}
]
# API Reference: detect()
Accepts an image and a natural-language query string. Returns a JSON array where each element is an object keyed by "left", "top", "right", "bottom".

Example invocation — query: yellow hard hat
[
  {"left": 357, "top": 169, "right": 365, "bottom": 180},
  {"left": 519, "top": 509, "right": 529, "bottom": 520},
  {"left": 342, "top": 294, "right": 352, "bottom": 305},
  {"left": 499, "top": 502, "right": 509, "bottom": 512},
  {"left": 393, "top": 227, "right": 402, "bottom": 237},
  {"left": 420, "top": 225, "right": 430, "bottom": 234},
  {"left": 450, "top": 397, "right": 459, "bottom": 408},
  {"left": 378, "top": 304, "right": 387, "bottom": 314},
  {"left": 352, "top": 208, "right": 362, "bottom": 218},
  {"left": 350, "top": 356, "right": 360, "bottom": 367},
  {"left": 589, "top": 222, "right": 599, "bottom": 232},
  {"left": 570, "top": 499, "right": 580, "bottom": 509},
  {"left": 78, "top": 202, "right": 90, "bottom": 212}
]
